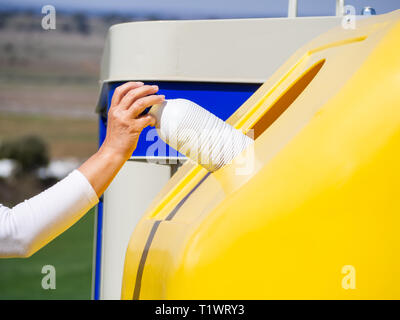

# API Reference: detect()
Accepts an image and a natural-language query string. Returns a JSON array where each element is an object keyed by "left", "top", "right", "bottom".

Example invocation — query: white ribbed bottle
[{"left": 149, "top": 98, "right": 253, "bottom": 172}]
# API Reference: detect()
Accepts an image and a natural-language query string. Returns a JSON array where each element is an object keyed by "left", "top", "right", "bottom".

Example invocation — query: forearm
[
  {"left": 0, "top": 146, "right": 123, "bottom": 258},
  {"left": 78, "top": 146, "right": 127, "bottom": 198},
  {"left": 77, "top": 83, "right": 160, "bottom": 198}
]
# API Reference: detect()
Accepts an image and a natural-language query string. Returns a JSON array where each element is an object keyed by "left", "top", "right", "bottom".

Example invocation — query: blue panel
[
  {"left": 104, "top": 82, "right": 261, "bottom": 157},
  {"left": 94, "top": 81, "right": 260, "bottom": 299}
]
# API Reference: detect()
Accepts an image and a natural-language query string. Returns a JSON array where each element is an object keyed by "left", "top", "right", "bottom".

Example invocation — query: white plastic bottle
[{"left": 149, "top": 99, "right": 253, "bottom": 172}]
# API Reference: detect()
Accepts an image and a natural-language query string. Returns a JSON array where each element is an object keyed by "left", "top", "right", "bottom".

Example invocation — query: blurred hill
[
  {"left": 0, "top": 11, "right": 142, "bottom": 160},
  {"left": 0, "top": 11, "right": 136, "bottom": 299}
]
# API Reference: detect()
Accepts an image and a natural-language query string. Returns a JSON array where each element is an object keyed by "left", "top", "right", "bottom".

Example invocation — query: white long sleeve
[{"left": 0, "top": 170, "right": 98, "bottom": 258}]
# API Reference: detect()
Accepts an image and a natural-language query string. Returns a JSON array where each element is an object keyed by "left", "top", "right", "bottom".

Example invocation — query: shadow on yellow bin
[{"left": 121, "top": 10, "right": 400, "bottom": 299}]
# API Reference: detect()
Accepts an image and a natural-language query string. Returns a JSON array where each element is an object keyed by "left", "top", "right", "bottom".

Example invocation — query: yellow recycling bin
[{"left": 121, "top": 10, "right": 400, "bottom": 299}]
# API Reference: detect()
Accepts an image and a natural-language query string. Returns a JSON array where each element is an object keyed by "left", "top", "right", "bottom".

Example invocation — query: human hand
[
  {"left": 79, "top": 82, "right": 164, "bottom": 197},
  {"left": 100, "top": 82, "right": 165, "bottom": 161}
]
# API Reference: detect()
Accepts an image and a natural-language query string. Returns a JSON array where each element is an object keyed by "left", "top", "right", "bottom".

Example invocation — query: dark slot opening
[{"left": 251, "top": 59, "right": 325, "bottom": 139}]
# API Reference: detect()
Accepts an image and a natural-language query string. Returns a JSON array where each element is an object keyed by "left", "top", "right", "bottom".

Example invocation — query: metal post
[
  {"left": 289, "top": 1, "right": 346, "bottom": 18},
  {"left": 336, "top": 0, "right": 345, "bottom": 16},
  {"left": 288, "top": 0, "right": 298, "bottom": 18}
]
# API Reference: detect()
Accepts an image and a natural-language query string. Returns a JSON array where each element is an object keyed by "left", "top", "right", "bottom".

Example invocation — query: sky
[{"left": 1, "top": 0, "right": 399, "bottom": 19}]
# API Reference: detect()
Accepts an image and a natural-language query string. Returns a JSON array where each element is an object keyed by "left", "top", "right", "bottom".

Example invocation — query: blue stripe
[
  {"left": 93, "top": 113, "right": 107, "bottom": 300},
  {"left": 93, "top": 198, "right": 103, "bottom": 300}
]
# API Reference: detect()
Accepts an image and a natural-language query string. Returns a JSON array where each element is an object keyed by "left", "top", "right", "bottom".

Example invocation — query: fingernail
[
  {"left": 152, "top": 85, "right": 159, "bottom": 90},
  {"left": 160, "top": 95, "right": 165, "bottom": 99},
  {"left": 137, "top": 81, "right": 144, "bottom": 85}
]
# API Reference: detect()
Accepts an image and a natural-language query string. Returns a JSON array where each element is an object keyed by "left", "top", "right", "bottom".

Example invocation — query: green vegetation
[
  {"left": 0, "top": 11, "right": 101, "bottom": 300},
  {"left": 0, "top": 208, "right": 96, "bottom": 300},
  {"left": 0, "top": 135, "right": 50, "bottom": 173}
]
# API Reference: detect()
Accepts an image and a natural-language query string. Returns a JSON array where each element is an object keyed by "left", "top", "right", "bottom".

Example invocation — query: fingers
[
  {"left": 136, "top": 114, "right": 156, "bottom": 130},
  {"left": 128, "top": 94, "right": 165, "bottom": 119},
  {"left": 119, "top": 84, "right": 160, "bottom": 110},
  {"left": 111, "top": 81, "right": 144, "bottom": 107}
]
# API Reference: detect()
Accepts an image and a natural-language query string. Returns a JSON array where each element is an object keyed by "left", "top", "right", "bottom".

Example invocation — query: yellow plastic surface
[{"left": 121, "top": 10, "right": 400, "bottom": 299}]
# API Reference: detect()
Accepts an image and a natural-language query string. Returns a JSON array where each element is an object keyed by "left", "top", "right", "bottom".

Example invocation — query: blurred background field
[
  {"left": 0, "top": 9, "right": 120, "bottom": 300},
  {"left": 0, "top": 209, "right": 94, "bottom": 299},
  {"left": 0, "top": 12, "right": 104, "bottom": 162}
]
